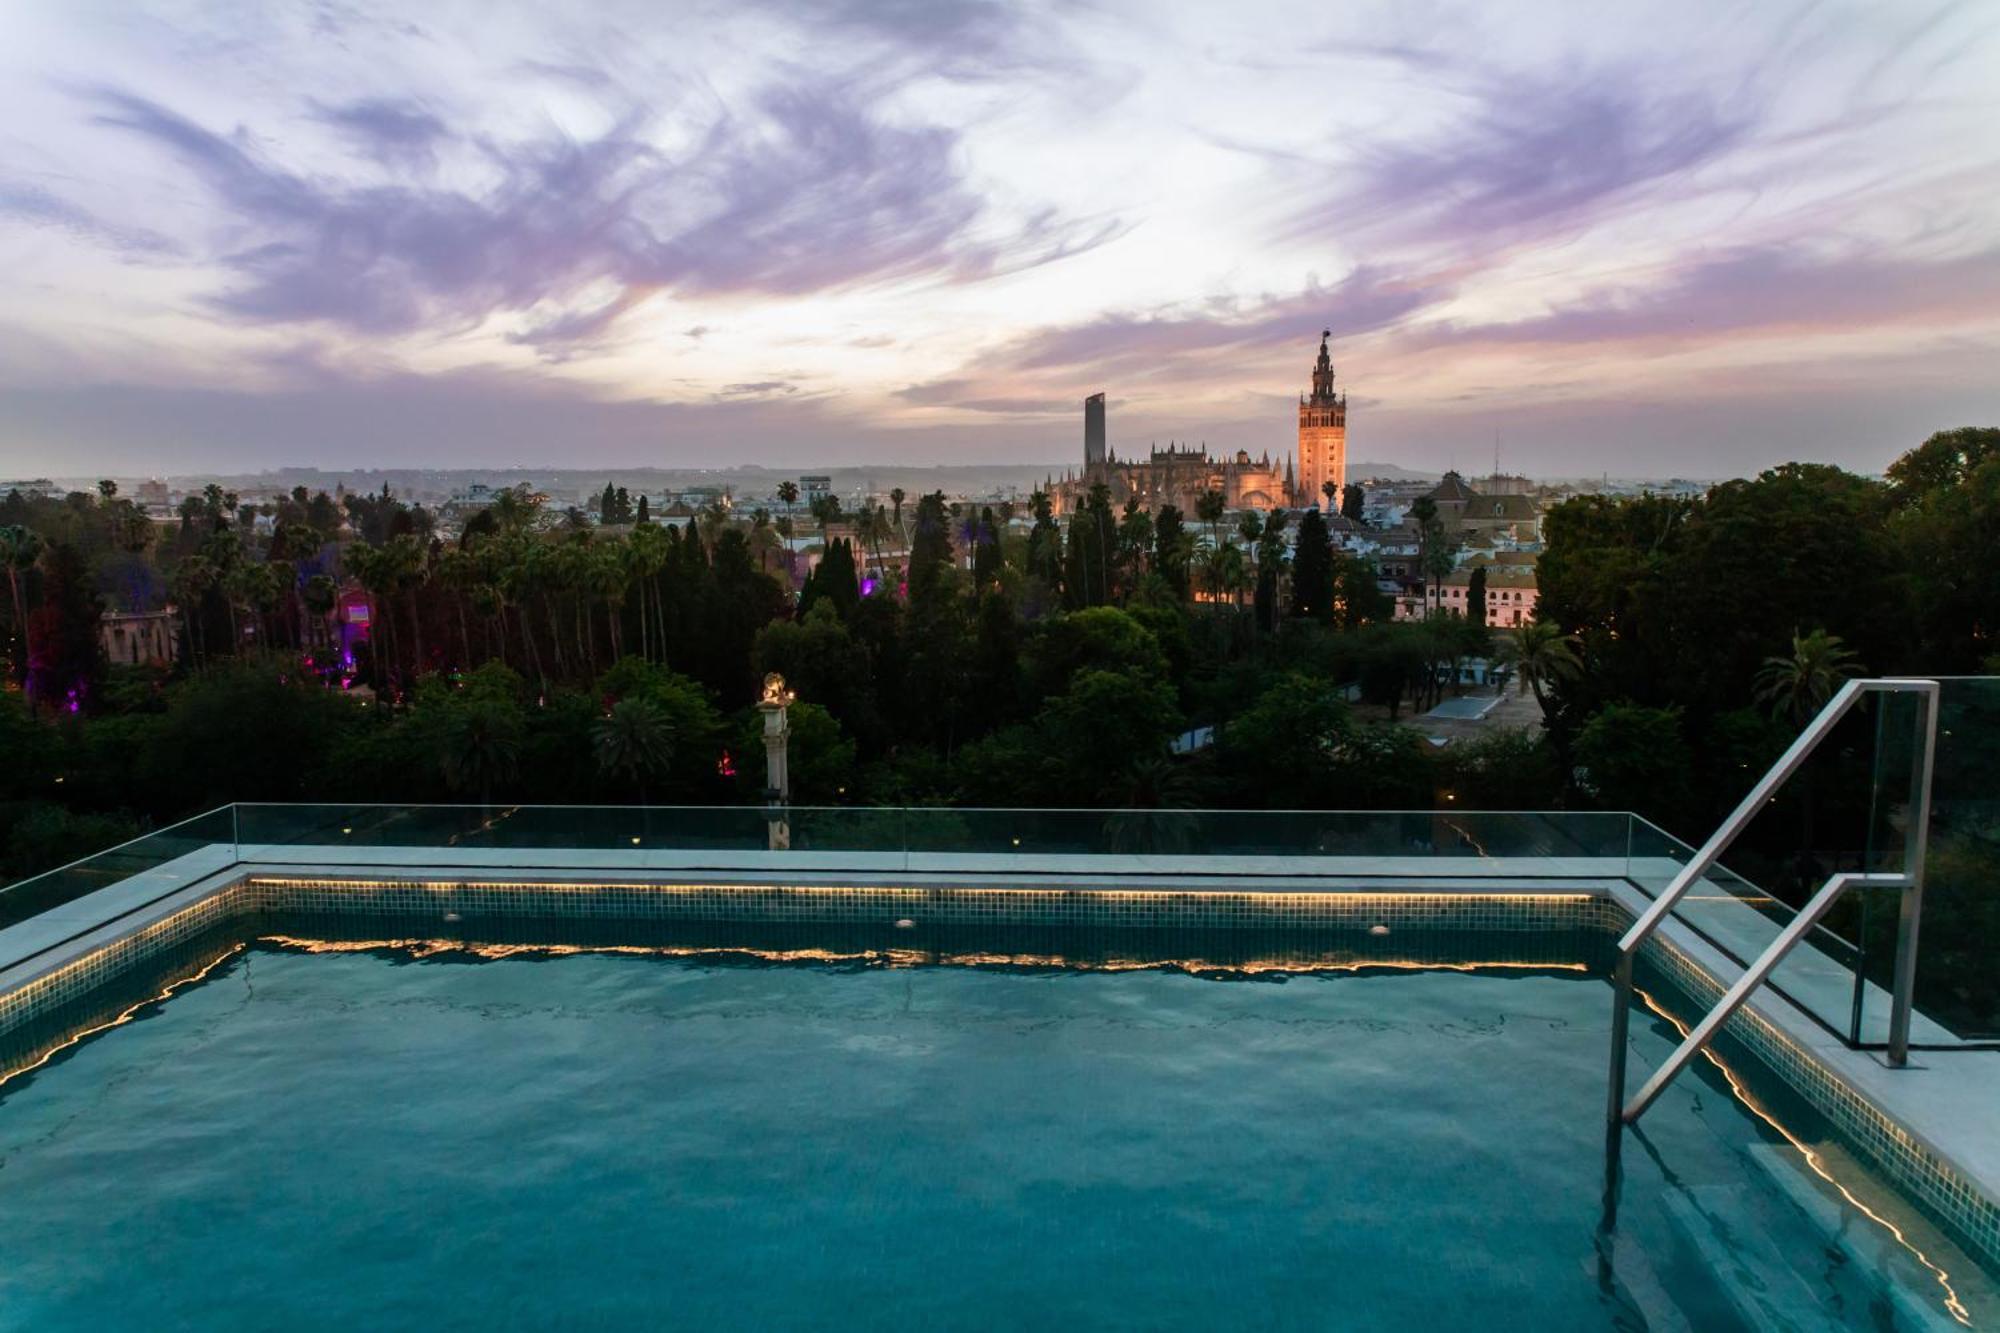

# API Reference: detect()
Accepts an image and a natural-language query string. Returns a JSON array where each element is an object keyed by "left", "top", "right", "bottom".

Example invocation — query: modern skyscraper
[
  {"left": 1297, "top": 331, "right": 1347, "bottom": 507},
  {"left": 1084, "top": 392, "right": 1106, "bottom": 469}
]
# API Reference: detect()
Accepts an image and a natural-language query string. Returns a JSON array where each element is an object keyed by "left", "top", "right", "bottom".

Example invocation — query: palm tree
[
  {"left": 889, "top": 486, "right": 906, "bottom": 535},
  {"left": 498, "top": 540, "right": 549, "bottom": 683},
  {"left": 1321, "top": 479, "right": 1337, "bottom": 511},
  {"left": 1221, "top": 541, "right": 1251, "bottom": 610},
  {"left": 300, "top": 573, "right": 338, "bottom": 655},
  {"left": 171, "top": 552, "right": 218, "bottom": 666},
  {"left": 220, "top": 560, "right": 258, "bottom": 649},
  {"left": 0, "top": 525, "right": 45, "bottom": 684},
  {"left": 488, "top": 486, "right": 541, "bottom": 534},
  {"left": 1753, "top": 627, "right": 1863, "bottom": 867},
  {"left": 552, "top": 539, "right": 597, "bottom": 675},
  {"left": 434, "top": 547, "right": 482, "bottom": 668},
  {"left": 1410, "top": 495, "right": 1441, "bottom": 617},
  {"left": 1196, "top": 538, "right": 1238, "bottom": 610},
  {"left": 776, "top": 480, "right": 801, "bottom": 507},
  {"left": 440, "top": 700, "right": 523, "bottom": 812},
  {"left": 809, "top": 494, "right": 842, "bottom": 544},
  {"left": 247, "top": 562, "right": 284, "bottom": 647},
  {"left": 594, "top": 697, "right": 674, "bottom": 804},
  {"left": 113, "top": 503, "right": 155, "bottom": 555},
  {"left": 1194, "top": 489, "right": 1226, "bottom": 553},
  {"left": 848, "top": 504, "right": 882, "bottom": 583},
  {"left": 626, "top": 522, "right": 670, "bottom": 660},
  {"left": 383, "top": 533, "right": 431, "bottom": 678},
  {"left": 1496, "top": 622, "right": 1582, "bottom": 729},
  {"left": 1754, "top": 628, "right": 1862, "bottom": 729},
  {"left": 345, "top": 543, "right": 397, "bottom": 683},
  {"left": 588, "top": 543, "right": 629, "bottom": 661}
]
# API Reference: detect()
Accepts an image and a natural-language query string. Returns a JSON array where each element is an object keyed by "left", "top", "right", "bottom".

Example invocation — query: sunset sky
[{"left": 3, "top": 0, "right": 1998, "bottom": 477}]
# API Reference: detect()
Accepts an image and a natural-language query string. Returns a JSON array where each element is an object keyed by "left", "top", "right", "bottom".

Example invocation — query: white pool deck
[{"left": 3, "top": 841, "right": 1996, "bottom": 1239}]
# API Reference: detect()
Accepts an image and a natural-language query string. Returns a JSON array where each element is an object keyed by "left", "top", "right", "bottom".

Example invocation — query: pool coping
[{"left": 3, "top": 857, "right": 1996, "bottom": 1274}]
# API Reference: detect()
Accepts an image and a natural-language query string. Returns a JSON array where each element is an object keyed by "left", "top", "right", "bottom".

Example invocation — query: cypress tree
[
  {"left": 972, "top": 506, "right": 1002, "bottom": 587},
  {"left": 1154, "top": 505, "right": 1190, "bottom": 601},
  {"left": 1467, "top": 564, "right": 1487, "bottom": 629},
  {"left": 1340, "top": 483, "right": 1366, "bottom": 525},
  {"left": 799, "top": 538, "right": 859, "bottom": 621},
  {"left": 907, "top": 492, "right": 953, "bottom": 608},
  {"left": 1290, "top": 507, "right": 1333, "bottom": 623},
  {"left": 1026, "top": 490, "right": 1064, "bottom": 593}
]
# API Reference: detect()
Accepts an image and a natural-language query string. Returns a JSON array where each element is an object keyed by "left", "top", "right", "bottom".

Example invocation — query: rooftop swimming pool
[{"left": 1, "top": 893, "right": 1991, "bottom": 1331}]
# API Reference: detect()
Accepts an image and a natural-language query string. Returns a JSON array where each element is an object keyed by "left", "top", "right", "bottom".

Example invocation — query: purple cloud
[
  {"left": 1414, "top": 246, "right": 2000, "bottom": 349},
  {"left": 1283, "top": 64, "right": 1753, "bottom": 252},
  {"left": 716, "top": 380, "right": 799, "bottom": 399},
  {"left": 1027, "top": 270, "right": 1440, "bottom": 375},
  {"left": 311, "top": 96, "right": 447, "bottom": 169},
  {"left": 85, "top": 79, "right": 1114, "bottom": 349},
  {"left": 0, "top": 180, "right": 180, "bottom": 255}
]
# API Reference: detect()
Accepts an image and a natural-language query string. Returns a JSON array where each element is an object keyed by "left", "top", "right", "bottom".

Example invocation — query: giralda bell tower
[{"left": 1297, "top": 330, "right": 1347, "bottom": 507}]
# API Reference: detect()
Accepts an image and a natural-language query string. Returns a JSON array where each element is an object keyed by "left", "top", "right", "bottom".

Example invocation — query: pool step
[
  {"left": 1591, "top": 1227, "right": 1695, "bottom": 1333},
  {"left": 1742, "top": 1144, "right": 1975, "bottom": 1332},
  {"left": 1661, "top": 1186, "right": 1847, "bottom": 1332}
]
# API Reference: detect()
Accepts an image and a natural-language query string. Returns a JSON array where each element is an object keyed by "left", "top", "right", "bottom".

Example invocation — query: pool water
[{"left": 0, "top": 926, "right": 1988, "bottom": 1331}]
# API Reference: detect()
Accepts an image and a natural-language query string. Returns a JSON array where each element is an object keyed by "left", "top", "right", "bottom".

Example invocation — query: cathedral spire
[{"left": 1309, "top": 328, "right": 1337, "bottom": 404}]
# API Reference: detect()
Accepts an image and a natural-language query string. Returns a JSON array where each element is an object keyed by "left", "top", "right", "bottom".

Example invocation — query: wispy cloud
[
  {"left": 1281, "top": 62, "right": 1755, "bottom": 254},
  {"left": 84, "top": 75, "right": 1116, "bottom": 351},
  {"left": 310, "top": 96, "right": 448, "bottom": 170},
  {"left": 2, "top": 0, "right": 1995, "bottom": 476},
  {"left": 897, "top": 265, "right": 1451, "bottom": 414},
  {"left": 0, "top": 179, "right": 181, "bottom": 255},
  {"left": 1414, "top": 245, "right": 2000, "bottom": 350}
]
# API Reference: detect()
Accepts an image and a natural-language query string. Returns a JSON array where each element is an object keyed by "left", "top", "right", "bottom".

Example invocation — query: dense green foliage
[{"left": 2, "top": 433, "right": 1995, "bottom": 905}]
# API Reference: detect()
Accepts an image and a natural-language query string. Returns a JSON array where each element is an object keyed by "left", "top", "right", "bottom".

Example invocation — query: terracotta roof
[{"left": 1427, "top": 471, "right": 1478, "bottom": 503}]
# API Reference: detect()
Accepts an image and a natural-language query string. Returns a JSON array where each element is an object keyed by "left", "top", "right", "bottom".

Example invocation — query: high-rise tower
[
  {"left": 1084, "top": 392, "right": 1106, "bottom": 469},
  {"left": 1296, "top": 331, "right": 1346, "bottom": 507}
]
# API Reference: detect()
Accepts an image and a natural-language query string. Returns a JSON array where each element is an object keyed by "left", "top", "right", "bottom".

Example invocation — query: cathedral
[{"left": 1049, "top": 331, "right": 1348, "bottom": 515}]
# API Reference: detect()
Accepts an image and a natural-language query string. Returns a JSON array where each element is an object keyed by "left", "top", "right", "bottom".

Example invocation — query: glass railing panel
[
  {"left": 1853, "top": 677, "right": 2000, "bottom": 1044},
  {"left": 225, "top": 804, "right": 1637, "bottom": 866},
  {"left": 888, "top": 808, "right": 1633, "bottom": 867},
  {"left": 0, "top": 807, "right": 238, "bottom": 929},
  {"left": 1623, "top": 684, "right": 1973, "bottom": 1047},
  {"left": 234, "top": 803, "right": 778, "bottom": 856}
]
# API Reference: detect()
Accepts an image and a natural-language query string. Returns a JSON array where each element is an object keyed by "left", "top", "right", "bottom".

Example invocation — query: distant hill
[
  {"left": 88, "top": 458, "right": 1441, "bottom": 499},
  {"left": 1345, "top": 462, "right": 1438, "bottom": 483}
]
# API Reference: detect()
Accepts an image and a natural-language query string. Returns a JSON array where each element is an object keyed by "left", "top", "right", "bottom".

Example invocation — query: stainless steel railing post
[
  {"left": 1601, "top": 949, "right": 1634, "bottom": 1230},
  {"left": 1887, "top": 681, "right": 1941, "bottom": 1066}
]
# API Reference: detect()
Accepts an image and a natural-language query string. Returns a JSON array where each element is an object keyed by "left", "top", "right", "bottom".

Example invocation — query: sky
[{"left": 2, "top": 0, "right": 1998, "bottom": 479}]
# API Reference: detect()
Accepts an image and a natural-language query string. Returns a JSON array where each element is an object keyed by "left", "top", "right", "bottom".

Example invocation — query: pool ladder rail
[{"left": 1601, "top": 678, "right": 1941, "bottom": 1213}]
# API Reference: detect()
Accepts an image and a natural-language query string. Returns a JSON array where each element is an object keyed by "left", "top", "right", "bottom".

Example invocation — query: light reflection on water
[{"left": 0, "top": 922, "right": 1988, "bottom": 1331}]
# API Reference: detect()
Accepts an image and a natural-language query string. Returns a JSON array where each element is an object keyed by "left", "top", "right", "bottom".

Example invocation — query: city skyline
[{"left": 4, "top": 1, "right": 1999, "bottom": 477}]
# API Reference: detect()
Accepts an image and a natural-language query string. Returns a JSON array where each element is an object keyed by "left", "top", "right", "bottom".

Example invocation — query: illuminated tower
[
  {"left": 1297, "top": 331, "right": 1347, "bottom": 507},
  {"left": 1084, "top": 392, "right": 1106, "bottom": 470}
]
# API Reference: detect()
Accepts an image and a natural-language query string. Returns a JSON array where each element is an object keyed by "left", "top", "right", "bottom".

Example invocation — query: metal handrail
[
  {"left": 1615, "top": 678, "right": 1936, "bottom": 957},
  {"left": 1623, "top": 870, "right": 1905, "bottom": 1122},
  {"left": 1601, "top": 678, "right": 1940, "bottom": 1223}
]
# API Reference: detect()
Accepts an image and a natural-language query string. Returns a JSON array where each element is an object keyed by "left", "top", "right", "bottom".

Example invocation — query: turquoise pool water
[{"left": 0, "top": 925, "right": 1988, "bottom": 1330}]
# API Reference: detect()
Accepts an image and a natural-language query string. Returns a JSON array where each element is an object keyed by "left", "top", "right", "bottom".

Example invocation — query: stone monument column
[{"left": 757, "top": 673, "right": 794, "bottom": 850}]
